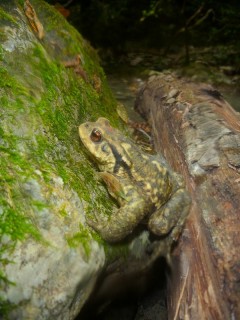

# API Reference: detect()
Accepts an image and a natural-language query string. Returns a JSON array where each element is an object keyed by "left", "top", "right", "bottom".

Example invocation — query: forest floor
[{"left": 101, "top": 46, "right": 240, "bottom": 114}]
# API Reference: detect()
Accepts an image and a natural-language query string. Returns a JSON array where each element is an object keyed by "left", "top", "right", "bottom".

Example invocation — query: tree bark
[{"left": 135, "top": 73, "right": 240, "bottom": 320}]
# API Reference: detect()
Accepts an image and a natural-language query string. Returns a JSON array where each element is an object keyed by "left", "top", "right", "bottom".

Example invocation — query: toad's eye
[{"left": 90, "top": 128, "right": 102, "bottom": 143}]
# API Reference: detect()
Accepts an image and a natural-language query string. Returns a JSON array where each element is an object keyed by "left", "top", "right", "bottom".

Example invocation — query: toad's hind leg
[
  {"left": 148, "top": 188, "right": 191, "bottom": 241},
  {"left": 87, "top": 189, "right": 150, "bottom": 243}
]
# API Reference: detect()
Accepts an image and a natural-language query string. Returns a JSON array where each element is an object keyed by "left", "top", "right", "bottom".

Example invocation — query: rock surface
[{"left": 0, "top": 0, "right": 119, "bottom": 318}]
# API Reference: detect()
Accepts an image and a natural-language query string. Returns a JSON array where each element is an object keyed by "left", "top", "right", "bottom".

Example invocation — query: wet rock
[{"left": 0, "top": 0, "right": 119, "bottom": 319}]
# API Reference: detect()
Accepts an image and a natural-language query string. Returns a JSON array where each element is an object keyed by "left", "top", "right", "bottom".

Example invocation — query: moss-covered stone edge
[{"left": 0, "top": 0, "right": 126, "bottom": 315}]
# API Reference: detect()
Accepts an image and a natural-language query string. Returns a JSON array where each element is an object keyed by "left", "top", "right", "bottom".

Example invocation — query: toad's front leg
[
  {"left": 148, "top": 188, "right": 191, "bottom": 241},
  {"left": 86, "top": 188, "right": 150, "bottom": 243}
]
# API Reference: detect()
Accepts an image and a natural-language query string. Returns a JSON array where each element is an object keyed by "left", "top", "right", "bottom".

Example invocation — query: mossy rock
[{"left": 0, "top": 0, "right": 129, "bottom": 318}]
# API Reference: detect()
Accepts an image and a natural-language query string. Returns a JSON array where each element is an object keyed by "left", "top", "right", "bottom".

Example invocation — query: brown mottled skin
[{"left": 79, "top": 117, "right": 191, "bottom": 243}]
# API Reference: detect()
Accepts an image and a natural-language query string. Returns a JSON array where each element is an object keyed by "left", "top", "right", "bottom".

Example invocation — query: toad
[{"left": 79, "top": 117, "right": 191, "bottom": 244}]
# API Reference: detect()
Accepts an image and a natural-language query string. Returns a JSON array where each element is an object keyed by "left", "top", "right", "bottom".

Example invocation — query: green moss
[
  {"left": 0, "top": 139, "right": 43, "bottom": 242},
  {"left": 0, "top": 45, "right": 4, "bottom": 60},
  {"left": 32, "top": 200, "right": 49, "bottom": 211},
  {"left": 17, "top": 0, "right": 25, "bottom": 7},
  {"left": 0, "top": 208, "right": 40, "bottom": 242},
  {"left": 0, "top": 298, "right": 16, "bottom": 320},
  {"left": 0, "top": 67, "right": 28, "bottom": 95},
  {"left": 66, "top": 224, "right": 92, "bottom": 258},
  {"left": 58, "top": 207, "right": 67, "bottom": 217},
  {"left": 0, "top": 7, "right": 18, "bottom": 25}
]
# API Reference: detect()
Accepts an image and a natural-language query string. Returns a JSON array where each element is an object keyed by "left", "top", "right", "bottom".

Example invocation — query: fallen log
[{"left": 135, "top": 73, "right": 240, "bottom": 320}]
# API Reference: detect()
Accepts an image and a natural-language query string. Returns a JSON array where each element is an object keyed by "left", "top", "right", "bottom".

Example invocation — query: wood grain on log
[{"left": 135, "top": 73, "right": 240, "bottom": 320}]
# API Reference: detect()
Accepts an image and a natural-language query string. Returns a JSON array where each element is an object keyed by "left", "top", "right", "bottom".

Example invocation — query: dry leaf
[{"left": 24, "top": 0, "right": 44, "bottom": 39}]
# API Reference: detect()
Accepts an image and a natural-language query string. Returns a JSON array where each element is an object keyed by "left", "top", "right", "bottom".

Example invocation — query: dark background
[{"left": 46, "top": 0, "right": 240, "bottom": 67}]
